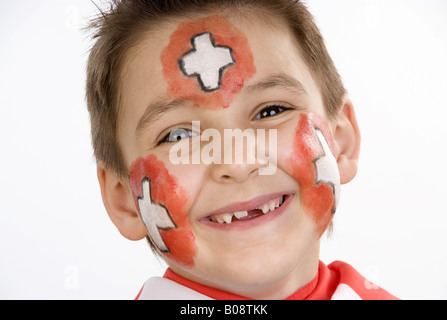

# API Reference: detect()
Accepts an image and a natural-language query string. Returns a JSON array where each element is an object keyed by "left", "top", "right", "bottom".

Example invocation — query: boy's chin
[
  {"left": 192, "top": 237, "right": 317, "bottom": 293},
  {"left": 168, "top": 210, "right": 321, "bottom": 296}
]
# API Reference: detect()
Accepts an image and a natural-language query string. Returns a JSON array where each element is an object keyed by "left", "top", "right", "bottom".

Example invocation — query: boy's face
[{"left": 118, "top": 15, "right": 341, "bottom": 297}]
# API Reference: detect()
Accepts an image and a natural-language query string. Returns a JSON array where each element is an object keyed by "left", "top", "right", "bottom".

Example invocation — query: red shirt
[{"left": 136, "top": 260, "right": 398, "bottom": 300}]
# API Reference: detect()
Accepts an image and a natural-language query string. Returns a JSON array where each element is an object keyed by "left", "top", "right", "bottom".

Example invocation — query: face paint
[
  {"left": 161, "top": 15, "right": 256, "bottom": 109},
  {"left": 179, "top": 32, "right": 235, "bottom": 92},
  {"left": 129, "top": 154, "right": 197, "bottom": 267},
  {"left": 288, "top": 113, "right": 340, "bottom": 235}
]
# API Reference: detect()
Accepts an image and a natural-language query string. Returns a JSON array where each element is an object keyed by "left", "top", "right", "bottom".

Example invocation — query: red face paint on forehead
[
  {"left": 161, "top": 15, "right": 256, "bottom": 109},
  {"left": 129, "top": 154, "right": 197, "bottom": 267},
  {"left": 288, "top": 113, "right": 339, "bottom": 236}
]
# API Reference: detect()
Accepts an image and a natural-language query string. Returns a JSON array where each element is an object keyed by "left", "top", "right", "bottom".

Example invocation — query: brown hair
[{"left": 85, "top": 0, "right": 345, "bottom": 178}]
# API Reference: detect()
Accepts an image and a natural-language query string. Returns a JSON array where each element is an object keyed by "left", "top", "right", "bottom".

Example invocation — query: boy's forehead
[
  {"left": 120, "top": 13, "right": 320, "bottom": 126},
  {"left": 159, "top": 14, "right": 257, "bottom": 109}
]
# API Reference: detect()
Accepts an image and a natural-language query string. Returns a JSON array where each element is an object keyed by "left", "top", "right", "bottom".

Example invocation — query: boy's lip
[{"left": 199, "top": 192, "right": 294, "bottom": 226}]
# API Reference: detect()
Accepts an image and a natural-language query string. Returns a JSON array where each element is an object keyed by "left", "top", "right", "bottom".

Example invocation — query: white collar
[{"left": 137, "top": 277, "right": 213, "bottom": 300}]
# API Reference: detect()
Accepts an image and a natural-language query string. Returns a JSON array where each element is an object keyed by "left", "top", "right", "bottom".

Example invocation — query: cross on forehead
[{"left": 178, "top": 32, "right": 236, "bottom": 92}]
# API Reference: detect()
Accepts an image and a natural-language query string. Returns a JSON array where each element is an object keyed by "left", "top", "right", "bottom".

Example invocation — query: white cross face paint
[
  {"left": 137, "top": 177, "right": 177, "bottom": 253},
  {"left": 178, "top": 32, "right": 236, "bottom": 92},
  {"left": 161, "top": 15, "right": 256, "bottom": 109},
  {"left": 288, "top": 112, "right": 341, "bottom": 235},
  {"left": 314, "top": 129, "right": 340, "bottom": 210}
]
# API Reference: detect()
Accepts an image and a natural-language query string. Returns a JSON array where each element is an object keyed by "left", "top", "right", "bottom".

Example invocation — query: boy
[{"left": 86, "top": 0, "right": 397, "bottom": 299}]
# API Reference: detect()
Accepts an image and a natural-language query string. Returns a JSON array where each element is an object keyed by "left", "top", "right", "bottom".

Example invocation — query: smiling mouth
[{"left": 202, "top": 194, "right": 288, "bottom": 225}]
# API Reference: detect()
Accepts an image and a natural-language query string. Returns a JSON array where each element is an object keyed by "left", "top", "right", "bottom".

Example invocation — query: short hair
[{"left": 85, "top": 0, "right": 346, "bottom": 178}]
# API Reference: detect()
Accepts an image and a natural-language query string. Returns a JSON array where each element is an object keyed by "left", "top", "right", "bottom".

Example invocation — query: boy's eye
[
  {"left": 253, "top": 104, "right": 290, "bottom": 120},
  {"left": 159, "top": 128, "right": 198, "bottom": 144}
]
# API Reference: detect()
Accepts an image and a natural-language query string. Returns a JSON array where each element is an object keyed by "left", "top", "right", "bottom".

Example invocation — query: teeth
[
  {"left": 261, "top": 204, "right": 269, "bottom": 214},
  {"left": 210, "top": 196, "right": 285, "bottom": 223},
  {"left": 234, "top": 211, "right": 248, "bottom": 219},
  {"left": 258, "top": 196, "right": 284, "bottom": 214},
  {"left": 214, "top": 213, "right": 232, "bottom": 224},
  {"left": 222, "top": 213, "right": 233, "bottom": 224}
]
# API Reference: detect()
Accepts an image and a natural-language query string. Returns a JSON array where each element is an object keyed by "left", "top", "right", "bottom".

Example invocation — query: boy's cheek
[
  {"left": 284, "top": 113, "right": 341, "bottom": 235},
  {"left": 129, "top": 154, "right": 197, "bottom": 267}
]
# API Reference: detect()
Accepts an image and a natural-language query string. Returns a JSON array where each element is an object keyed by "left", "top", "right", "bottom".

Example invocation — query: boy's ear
[
  {"left": 97, "top": 162, "right": 147, "bottom": 241},
  {"left": 333, "top": 96, "right": 361, "bottom": 184}
]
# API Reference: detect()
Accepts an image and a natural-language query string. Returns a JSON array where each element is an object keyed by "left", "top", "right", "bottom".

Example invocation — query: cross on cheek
[
  {"left": 137, "top": 178, "right": 177, "bottom": 253},
  {"left": 179, "top": 32, "right": 235, "bottom": 92},
  {"left": 289, "top": 113, "right": 341, "bottom": 235},
  {"left": 314, "top": 129, "right": 340, "bottom": 211},
  {"left": 129, "top": 154, "right": 198, "bottom": 267}
]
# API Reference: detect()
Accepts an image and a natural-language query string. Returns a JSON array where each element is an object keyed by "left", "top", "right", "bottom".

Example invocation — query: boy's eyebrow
[
  {"left": 135, "top": 99, "right": 190, "bottom": 136},
  {"left": 242, "top": 73, "right": 308, "bottom": 96}
]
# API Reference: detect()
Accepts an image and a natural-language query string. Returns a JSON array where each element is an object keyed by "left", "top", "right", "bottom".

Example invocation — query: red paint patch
[
  {"left": 288, "top": 113, "right": 336, "bottom": 235},
  {"left": 161, "top": 15, "right": 256, "bottom": 109},
  {"left": 129, "top": 154, "right": 197, "bottom": 267}
]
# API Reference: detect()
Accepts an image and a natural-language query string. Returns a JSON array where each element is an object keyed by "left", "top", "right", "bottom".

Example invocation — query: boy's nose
[
  {"left": 210, "top": 161, "right": 262, "bottom": 184},
  {"left": 207, "top": 126, "right": 272, "bottom": 184}
]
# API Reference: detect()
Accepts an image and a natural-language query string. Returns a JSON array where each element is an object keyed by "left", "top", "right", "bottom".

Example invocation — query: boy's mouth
[{"left": 200, "top": 193, "right": 292, "bottom": 225}]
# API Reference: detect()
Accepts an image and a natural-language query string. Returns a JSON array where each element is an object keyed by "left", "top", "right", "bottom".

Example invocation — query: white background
[{"left": 1, "top": 0, "right": 446, "bottom": 299}]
